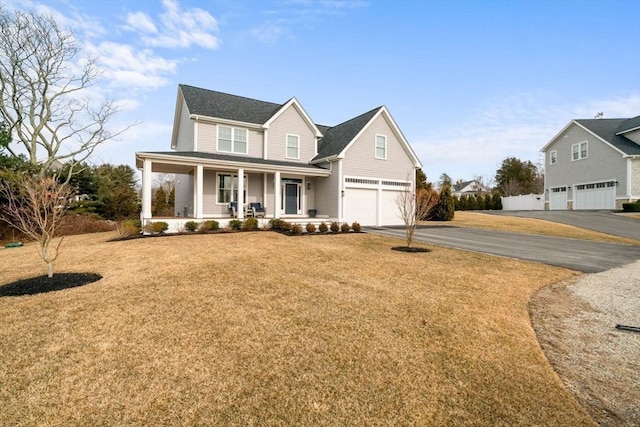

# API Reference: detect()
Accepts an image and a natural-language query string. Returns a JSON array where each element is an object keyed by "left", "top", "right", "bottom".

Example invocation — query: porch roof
[{"left": 136, "top": 151, "right": 332, "bottom": 176}]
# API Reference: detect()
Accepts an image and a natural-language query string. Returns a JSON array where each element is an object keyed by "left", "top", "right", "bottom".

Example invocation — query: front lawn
[{"left": 0, "top": 232, "right": 594, "bottom": 425}]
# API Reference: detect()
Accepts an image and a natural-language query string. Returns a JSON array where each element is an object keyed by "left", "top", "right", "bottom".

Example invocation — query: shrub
[
  {"left": 144, "top": 221, "right": 168, "bottom": 234},
  {"left": 243, "top": 217, "right": 259, "bottom": 231},
  {"left": 431, "top": 183, "right": 455, "bottom": 221},
  {"left": 306, "top": 222, "right": 316, "bottom": 233},
  {"left": 200, "top": 220, "right": 219, "bottom": 232},
  {"left": 229, "top": 219, "right": 243, "bottom": 230},
  {"left": 340, "top": 222, "right": 351, "bottom": 233},
  {"left": 290, "top": 223, "right": 303, "bottom": 235},
  {"left": 269, "top": 218, "right": 284, "bottom": 230},
  {"left": 330, "top": 221, "right": 340, "bottom": 233},
  {"left": 117, "top": 219, "right": 141, "bottom": 238},
  {"left": 318, "top": 221, "right": 329, "bottom": 233},
  {"left": 279, "top": 221, "right": 293, "bottom": 232},
  {"left": 184, "top": 221, "right": 199, "bottom": 232},
  {"left": 622, "top": 201, "right": 640, "bottom": 212},
  {"left": 351, "top": 222, "right": 361, "bottom": 232}
]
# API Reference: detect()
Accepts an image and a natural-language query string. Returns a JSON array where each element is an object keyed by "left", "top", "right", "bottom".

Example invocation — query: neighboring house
[
  {"left": 135, "top": 84, "right": 422, "bottom": 228},
  {"left": 541, "top": 115, "right": 640, "bottom": 210},
  {"left": 451, "top": 179, "right": 487, "bottom": 197}
]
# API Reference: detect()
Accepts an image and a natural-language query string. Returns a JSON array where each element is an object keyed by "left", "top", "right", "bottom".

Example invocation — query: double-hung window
[
  {"left": 572, "top": 141, "right": 587, "bottom": 161},
  {"left": 218, "top": 126, "right": 248, "bottom": 154},
  {"left": 375, "top": 135, "right": 387, "bottom": 159},
  {"left": 286, "top": 134, "right": 299, "bottom": 159},
  {"left": 550, "top": 150, "right": 557, "bottom": 165},
  {"left": 217, "top": 174, "right": 247, "bottom": 204}
]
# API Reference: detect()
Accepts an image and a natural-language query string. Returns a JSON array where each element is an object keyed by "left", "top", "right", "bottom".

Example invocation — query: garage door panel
[
  {"left": 381, "top": 190, "right": 404, "bottom": 226},
  {"left": 344, "top": 188, "right": 377, "bottom": 226},
  {"left": 575, "top": 183, "right": 615, "bottom": 210},
  {"left": 550, "top": 187, "right": 567, "bottom": 210}
]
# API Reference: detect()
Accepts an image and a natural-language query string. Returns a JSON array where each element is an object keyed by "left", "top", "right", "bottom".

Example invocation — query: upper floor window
[
  {"left": 550, "top": 150, "right": 557, "bottom": 165},
  {"left": 572, "top": 141, "right": 587, "bottom": 161},
  {"left": 286, "top": 134, "right": 299, "bottom": 159},
  {"left": 375, "top": 134, "right": 387, "bottom": 159},
  {"left": 218, "top": 126, "right": 248, "bottom": 154}
]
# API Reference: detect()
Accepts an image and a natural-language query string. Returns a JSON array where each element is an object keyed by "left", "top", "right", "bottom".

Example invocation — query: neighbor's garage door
[
  {"left": 549, "top": 187, "right": 567, "bottom": 210},
  {"left": 344, "top": 188, "right": 377, "bottom": 226},
  {"left": 574, "top": 182, "right": 616, "bottom": 210}
]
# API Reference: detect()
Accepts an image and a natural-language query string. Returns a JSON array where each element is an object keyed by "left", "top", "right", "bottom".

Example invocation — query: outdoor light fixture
[{"left": 306, "top": 182, "right": 311, "bottom": 190}]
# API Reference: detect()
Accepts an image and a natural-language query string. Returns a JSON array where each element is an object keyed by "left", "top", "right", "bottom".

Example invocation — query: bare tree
[
  {"left": 0, "top": 8, "right": 133, "bottom": 182},
  {"left": 396, "top": 187, "right": 439, "bottom": 248},
  {"left": 0, "top": 174, "right": 73, "bottom": 277}
]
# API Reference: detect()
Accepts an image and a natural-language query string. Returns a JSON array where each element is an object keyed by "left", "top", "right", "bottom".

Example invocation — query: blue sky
[{"left": 6, "top": 0, "right": 640, "bottom": 184}]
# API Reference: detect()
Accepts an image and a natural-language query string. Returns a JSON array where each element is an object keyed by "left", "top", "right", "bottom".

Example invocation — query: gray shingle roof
[
  {"left": 576, "top": 117, "right": 640, "bottom": 156},
  {"left": 617, "top": 115, "right": 640, "bottom": 134},
  {"left": 180, "top": 84, "right": 283, "bottom": 125},
  {"left": 313, "top": 107, "right": 382, "bottom": 161},
  {"left": 147, "top": 151, "right": 329, "bottom": 171}
]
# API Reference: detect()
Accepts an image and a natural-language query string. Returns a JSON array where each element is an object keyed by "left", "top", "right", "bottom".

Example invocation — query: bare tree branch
[{"left": 396, "top": 187, "right": 439, "bottom": 248}]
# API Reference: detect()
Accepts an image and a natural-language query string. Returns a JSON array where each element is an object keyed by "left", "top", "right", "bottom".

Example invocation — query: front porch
[{"left": 136, "top": 151, "right": 333, "bottom": 230}]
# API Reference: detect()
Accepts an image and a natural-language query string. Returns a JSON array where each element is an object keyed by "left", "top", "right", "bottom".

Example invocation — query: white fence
[{"left": 501, "top": 194, "right": 544, "bottom": 211}]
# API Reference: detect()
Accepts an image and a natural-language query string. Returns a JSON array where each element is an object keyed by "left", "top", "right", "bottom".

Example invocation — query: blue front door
[{"left": 285, "top": 183, "right": 298, "bottom": 214}]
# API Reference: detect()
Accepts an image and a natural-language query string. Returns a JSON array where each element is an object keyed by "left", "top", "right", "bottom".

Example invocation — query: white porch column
[
  {"left": 274, "top": 171, "right": 281, "bottom": 218},
  {"left": 263, "top": 173, "right": 268, "bottom": 206},
  {"left": 237, "top": 168, "right": 245, "bottom": 219},
  {"left": 195, "top": 165, "right": 203, "bottom": 219},
  {"left": 142, "top": 158, "right": 152, "bottom": 219}
]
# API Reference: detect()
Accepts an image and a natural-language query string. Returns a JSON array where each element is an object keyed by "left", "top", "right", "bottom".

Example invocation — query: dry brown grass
[
  {"left": 424, "top": 211, "right": 639, "bottom": 245},
  {"left": 0, "top": 231, "right": 595, "bottom": 426}
]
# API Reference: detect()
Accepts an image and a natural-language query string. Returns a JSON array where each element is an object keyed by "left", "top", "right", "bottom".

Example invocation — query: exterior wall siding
[
  {"left": 267, "top": 104, "right": 317, "bottom": 163},
  {"left": 342, "top": 114, "right": 415, "bottom": 181},
  {"left": 201, "top": 170, "right": 266, "bottom": 217},
  {"left": 313, "top": 162, "right": 340, "bottom": 218},
  {"left": 623, "top": 129, "right": 640, "bottom": 144},
  {"left": 174, "top": 172, "right": 194, "bottom": 217},
  {"left": 544, "top": 124, "right": 628, "bottom": 199},
  {"left": 175, "top": 100, "right": 194, "bottom": 151},
  {"left": 196, "top": 121, "right": 264, "bottom": 157},
  {"left": 631, "top": 158, "right": 640, "bottom": 199}
]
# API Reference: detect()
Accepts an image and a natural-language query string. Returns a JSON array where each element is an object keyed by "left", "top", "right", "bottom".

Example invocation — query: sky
[{"left": 4, "top": 0, "right": 640, "bottom": 184}]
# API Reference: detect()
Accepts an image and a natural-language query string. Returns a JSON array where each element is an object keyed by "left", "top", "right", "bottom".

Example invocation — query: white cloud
[{"left": 124, "top": 0, "right": 221, "bottom": 49}]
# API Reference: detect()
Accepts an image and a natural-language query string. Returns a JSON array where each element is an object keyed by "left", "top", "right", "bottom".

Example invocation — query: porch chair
[
  {"left": 229, "top": 202, "right": 238, "bottom": 218},
  {"left": 250, "top": 202, "right": 266, "bottom": 218}
]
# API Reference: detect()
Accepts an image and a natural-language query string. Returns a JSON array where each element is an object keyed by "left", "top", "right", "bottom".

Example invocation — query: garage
[
  {"left": 549, "top": 186, "right": 568, "bottom": 210},
  {"left": 343, "top": 177, "right": 409, "bottom": 226},
  {"left": 574, "top": 181, "right": 616, "bottom": 210}
]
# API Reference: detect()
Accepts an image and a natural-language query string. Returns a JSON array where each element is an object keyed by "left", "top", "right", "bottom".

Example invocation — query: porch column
[
  {"left": 195, "top": 165, "right": 203, "bottom": 219},
  {"left": 237, "top": 168, "right": 245, "bottom": 219},
  {"left": 142, "top": 158, "right": 152, "bottom": 219},
  {"left": 274, "top": 171, "right": 281, "bottom": 218}
]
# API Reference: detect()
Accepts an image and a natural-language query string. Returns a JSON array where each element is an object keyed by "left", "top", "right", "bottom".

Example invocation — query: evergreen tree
[{"left": 431, "top": 182, "right": 455, "bottom": 221}]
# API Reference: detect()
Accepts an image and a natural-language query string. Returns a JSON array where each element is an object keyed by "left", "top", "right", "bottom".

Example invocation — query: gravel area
[{"left": 530, "top": 260, "right": 640, "bottom": 426}]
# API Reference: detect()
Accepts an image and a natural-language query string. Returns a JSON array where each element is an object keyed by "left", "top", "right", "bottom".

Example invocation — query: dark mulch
[
  {"left": 0, "top": 273, "right": 102, "bottom": 297},
  {"left": 391, "top": 246, "right": 431, "bottom": 253}
]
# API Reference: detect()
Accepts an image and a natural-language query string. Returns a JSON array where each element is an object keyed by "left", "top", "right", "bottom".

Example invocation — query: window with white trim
[
  {"left": 218, "top": 126, "right": 248, "bottom": 154},
  {"left": 286, "top": 134, "right": 299, "bottom": 159},
  {"left": 572, "top": 141, "right": 587, "bottom": 161},
  {"left": 217, "top": 174, "right": 247, "bottom": 203},
  {"left": 375, "top": 135, "right": 387, "bottom": 159},
  {"left": 550, "top": 150, "right": 557, "bottom": 165}
]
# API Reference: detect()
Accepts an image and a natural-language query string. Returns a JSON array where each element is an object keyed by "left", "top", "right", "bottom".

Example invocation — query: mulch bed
[
  {"left": 0, "top": 273, "right": 102, "bottom": 297},
  {"left": 391, "top": 246, "right": 431, "bottom": 253}
]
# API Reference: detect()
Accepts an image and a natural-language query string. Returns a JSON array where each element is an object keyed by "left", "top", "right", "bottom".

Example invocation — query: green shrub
[
  {"left": 431, "top": 183, "right": 455, "bottom": 221},
  {"left": 117, "top": 219, "right": 141, "bottom": 237},
  {"left": 330, "top": 221, "right": 340, "bottom": 233},
  {"left": 351, "top": 222, "right": 361, "bottom": 232},
  {"left": 243, "top": 217, "right": 259, "bottom": 231},
  {"left": 306, "top": 222, "right": 316, "bottom": 233},
  {"left": 290, "top": 223, "right": 303, "bottom": 235},
  {"left": 318, "top": 221, "right": 329, "bottom": 233},
  {"left": 184, "top": 221, "right": 199, "bottom": 232},
  {"left": 269, "top": 218, "right": 284, "bottom": 230},
  {"left": 340, "top": 222, "right": 350, "bottom": 233},
  {"left": 622, "top": 201, "right": 640, "bottom": 212},
  {"left": 144, "top": 221, "right": 169, "bottom": 234},
  {"left": 200, "top": 220, "right": 219, "bottom": 232},
  {"left": 229, "top": 219, "right": 243, "bottom": 230}
]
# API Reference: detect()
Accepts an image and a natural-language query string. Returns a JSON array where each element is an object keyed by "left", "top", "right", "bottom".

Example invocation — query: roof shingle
[{"left": 575, "top": 117, "right": 640, "bottom": 156}]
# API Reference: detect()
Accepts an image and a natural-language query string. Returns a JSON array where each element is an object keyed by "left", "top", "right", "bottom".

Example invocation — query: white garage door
[
  {"left": 381, "top": 190, "right": 404, "bottom": 226},
  {"left": 549, "top": 187, "right": 567, "bottom": 210},
  {"left": 574, "top": 182, "right": 616, "bottom": 210},
  {"left": 344, "top": 188, "right": 377, "bottom": 226}
]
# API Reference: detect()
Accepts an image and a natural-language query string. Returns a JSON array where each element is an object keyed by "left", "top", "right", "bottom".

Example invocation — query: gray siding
[
  {"left": 545, "top": 124, "right": 628, "bottom": 198},
  {"left": 267, "top": 104, "right": 317, "bottom": 163},
  {"left": 174, "top": 172, "right": 194, "bottom": 217},
  {"left": 631, "top": 159, "right": 640, "bottom": 198},
  {"left": 313, "top": 161, "right": 339, "bottom": 218},
  {"left": 624, "top": 129, "right": 640, "bottom": 144},
  {"left": 197, "top": 121, "right": 264, "bottom": 157},
  {"left": 175, "top": 100, "right": 194, "bottom": 151},
  {"left": 342, "top": 114, "right": 415, "bottom": 181}
]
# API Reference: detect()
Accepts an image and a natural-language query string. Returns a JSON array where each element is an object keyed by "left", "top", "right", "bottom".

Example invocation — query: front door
[{"left": 284, "top": 183, "right": 299, "bottom": 214}]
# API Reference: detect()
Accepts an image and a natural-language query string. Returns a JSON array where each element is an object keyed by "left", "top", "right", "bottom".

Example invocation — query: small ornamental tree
[
  {"left": 396, "top": 187, "right": 439, "bottom": 247},
  {"left": 0, "top": 174, "right": 73, "bottom": 277}
]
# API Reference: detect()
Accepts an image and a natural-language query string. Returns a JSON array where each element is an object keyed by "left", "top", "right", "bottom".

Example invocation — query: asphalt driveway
[
  {"left": 484, "top": 210, "right": 640, "bottom": 240},
  {"left": 364, "top": 225, "right": 640, "bottom": 273}
]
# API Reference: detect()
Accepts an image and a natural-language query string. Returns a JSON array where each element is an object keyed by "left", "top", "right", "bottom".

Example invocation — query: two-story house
[
  {"left": 135, "top": 84, "right": 422, "bottom": 230},
  {"left": 541, "top": 115, "right": 640, "bottom": 210}
]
